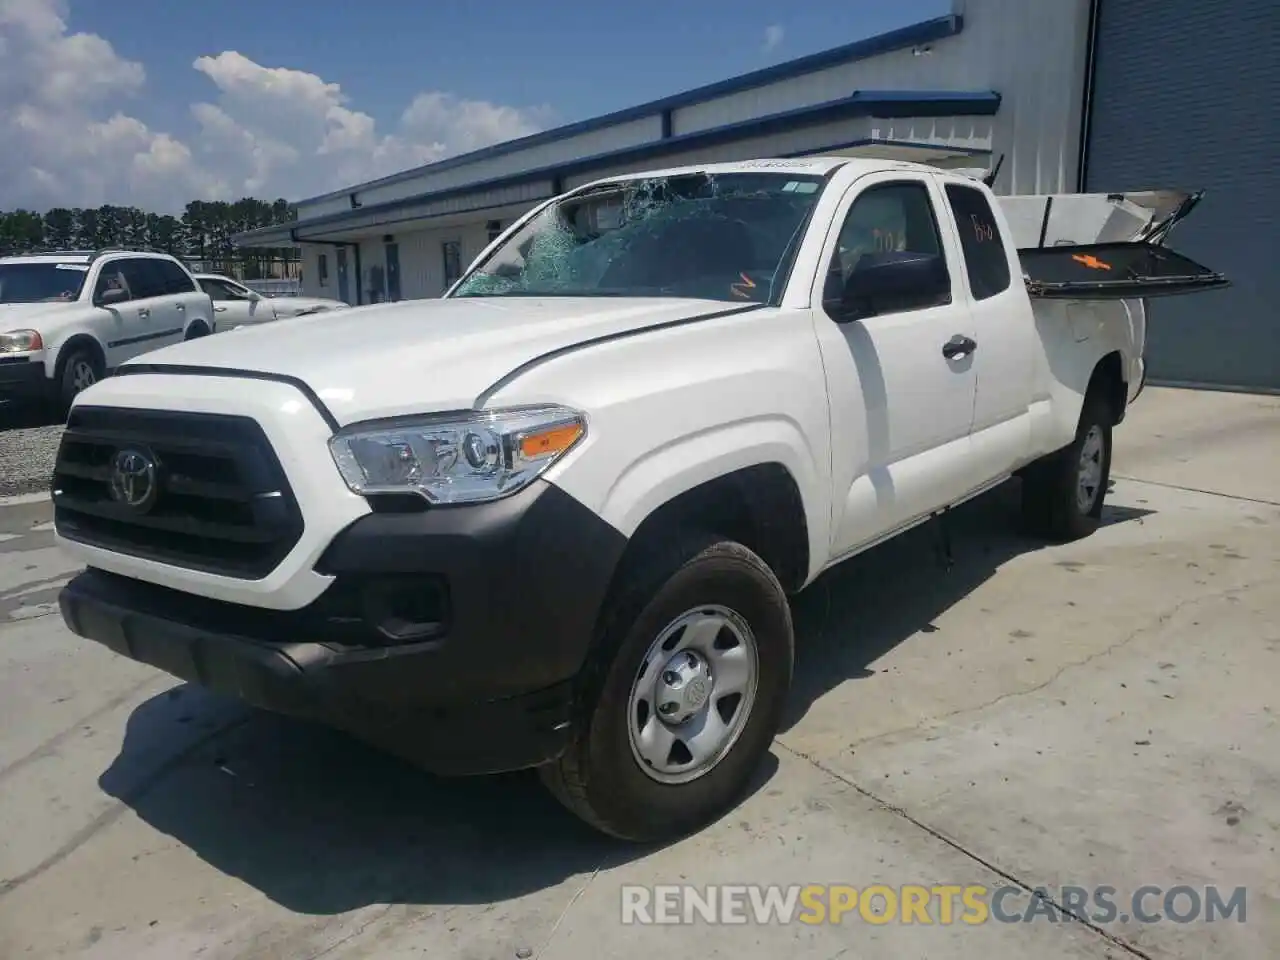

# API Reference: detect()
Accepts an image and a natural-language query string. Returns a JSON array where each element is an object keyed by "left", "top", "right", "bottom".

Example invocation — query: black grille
[{"left": 52, "top": 406, "right": 305, "bottom": 579}]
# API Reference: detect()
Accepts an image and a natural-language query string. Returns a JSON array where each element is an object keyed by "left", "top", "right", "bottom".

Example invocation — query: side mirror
[
  {"left": 246, "top": 290, "right": 262, "bottom": 302},
  {"left": 96, "top": 287, "right": 129, "bottom": 308},
  {"left": 826, "top": 252, "right": 950, "bottom": 322}
]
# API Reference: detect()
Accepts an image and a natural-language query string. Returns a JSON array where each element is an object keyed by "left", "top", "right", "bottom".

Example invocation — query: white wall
[
  {"left": 670, "top": 0, "right": 1091, "bottom": 195},
  {"left": 291, "top": 0, "right": 1088, "bottom": 225},
  {"left": 562, "top": 116, "right": 992, "bottom": 190},
  {"left": 298, "top": 244, "right": 331, "bottom": 300},
  {"left": 295, "top": 115, "right": 664, "bottom": 220},
  {"left": 285, "top": 0, "right": 1091, "bottom": 290},
  {"left": 343, "top": 221, "right": 496, "bottom": 303}
]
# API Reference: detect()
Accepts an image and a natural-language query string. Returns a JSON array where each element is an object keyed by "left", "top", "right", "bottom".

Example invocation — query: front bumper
[
  {"left": 0, "top": 355, "right": 49, "bottom": 401},
  {"left": 58, "top": 479, "right": 628, "bottom": 775}
]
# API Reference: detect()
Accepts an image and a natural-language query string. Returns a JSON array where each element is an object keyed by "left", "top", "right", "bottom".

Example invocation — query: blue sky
[{"left": 1, "top": 0, "right": 951, "bottom": 211}]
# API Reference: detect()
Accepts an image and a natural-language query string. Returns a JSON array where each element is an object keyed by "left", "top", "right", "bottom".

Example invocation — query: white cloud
[
  {"left": 0, "top": 0, "right": 555, "bottom": 212},
  {"left": 763, "top": 24, "right": 785, "bottom": 53}
]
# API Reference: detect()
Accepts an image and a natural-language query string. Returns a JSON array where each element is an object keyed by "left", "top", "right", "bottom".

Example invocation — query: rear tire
[
  {"left": 1020, "top": 391, "right": 1114, "bottom": 541},
  {"left": 184, "top": 321, "right": 210, "bottom": 340},
  {"left": 539, "top": 534, "right": 794, "bottom": 842},
  {"left": 56, "top": 348, "right": 102, "bottom": 417}
]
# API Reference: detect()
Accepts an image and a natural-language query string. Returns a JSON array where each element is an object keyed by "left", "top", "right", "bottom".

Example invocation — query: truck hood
[
  {"left": 0, "top": 301, "right": 79, "bottom": 328},
  {"left": 122, "top": 295, "right": 753, "bottom": 425}
]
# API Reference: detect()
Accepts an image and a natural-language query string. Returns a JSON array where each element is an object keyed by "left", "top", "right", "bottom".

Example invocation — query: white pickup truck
[
  {"left": 0, "top": 249, "right": 216, "bottom": 413},
  {"left": 52, "top": 157, "right": 1226, "bottom": 842}
]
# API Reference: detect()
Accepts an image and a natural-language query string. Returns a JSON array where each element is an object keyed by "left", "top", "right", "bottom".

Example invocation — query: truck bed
[{"left": 997, "top": 189, "right": 1229, "bottom": 301}]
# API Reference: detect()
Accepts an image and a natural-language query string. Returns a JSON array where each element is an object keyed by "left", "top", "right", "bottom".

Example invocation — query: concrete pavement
[{"left": 0, "top": 387, "right": 1276, "bottom": 959}]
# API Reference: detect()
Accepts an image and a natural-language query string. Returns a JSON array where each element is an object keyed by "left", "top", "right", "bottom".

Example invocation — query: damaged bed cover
[{"left": 999, "top": 187, "right": 1229, "bottom": 300}]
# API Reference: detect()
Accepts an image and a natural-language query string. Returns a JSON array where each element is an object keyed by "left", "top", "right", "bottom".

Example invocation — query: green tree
[{"left": 1, "top": 196, "right": 299, "bottom": 278}]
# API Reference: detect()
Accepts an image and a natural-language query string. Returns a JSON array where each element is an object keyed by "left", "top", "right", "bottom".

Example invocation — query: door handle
[
  {"left": 942, "top": 334, "right": 977, "bottom": 360},
  {"left": 176, "top": 303, "right": 185, "bottom": 311},
  {"left": 214, "top": 305, "right": 227, "bottom": 313},
  {"left": 138, "top": 307, "right": 150, "bottom": 319}
]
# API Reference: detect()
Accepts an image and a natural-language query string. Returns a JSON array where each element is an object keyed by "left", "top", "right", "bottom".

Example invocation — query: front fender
[
  {"left": 585, "top": 414, "right": 824, "bottom": 564},
  {"left": 482, "top": 306, "right": 834, "bottom": 583},
  {"left": 46, "top": 323, "right": 104, "bottom": 377}
]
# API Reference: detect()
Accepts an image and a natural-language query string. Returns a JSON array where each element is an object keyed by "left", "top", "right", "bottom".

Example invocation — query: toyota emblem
[{"left": 109, "top": 448, "right": 158, "bottom": 511}]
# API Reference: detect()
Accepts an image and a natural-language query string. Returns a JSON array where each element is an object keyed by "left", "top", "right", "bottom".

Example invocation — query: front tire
[
  {"left": 540, "top": 535, "right": 794, "bottom": 842},
  {"left": 56, "top": 349, "right": 102, "bottom": 416},
  {"left": 1020, "top": 391, "right": 1114, "bottom": 541}
]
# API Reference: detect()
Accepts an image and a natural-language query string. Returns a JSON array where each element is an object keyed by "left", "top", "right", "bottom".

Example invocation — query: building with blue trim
[{"left": 234, "top": 0, "right": 1279, "bottom": 391}]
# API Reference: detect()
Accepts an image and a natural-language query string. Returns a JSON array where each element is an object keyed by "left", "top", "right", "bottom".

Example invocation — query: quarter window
[{"left": 944, "top": 183, "right": 1012, "bottom": 300}]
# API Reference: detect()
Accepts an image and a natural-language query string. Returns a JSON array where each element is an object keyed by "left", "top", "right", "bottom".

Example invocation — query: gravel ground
[{"left": 0, "top": 405, "right": 64, "bottom": 497}]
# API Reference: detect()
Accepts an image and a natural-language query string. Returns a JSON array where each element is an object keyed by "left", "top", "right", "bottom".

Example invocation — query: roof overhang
[
  {"left": 291, "top": 13, "right": 967, "bottom": 210},
  {"left": 234, "top": 89, "right": 999, "bottom": 249}
]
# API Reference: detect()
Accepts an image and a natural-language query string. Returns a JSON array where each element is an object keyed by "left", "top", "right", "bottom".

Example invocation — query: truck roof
[{"left": 575, "top": 156, "right": 949, "bottom": 190}]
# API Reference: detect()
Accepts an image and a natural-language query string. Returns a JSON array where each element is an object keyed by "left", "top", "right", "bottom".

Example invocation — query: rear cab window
[{"left": 944, "top": 183, "right": 1012, "bottom": 300}]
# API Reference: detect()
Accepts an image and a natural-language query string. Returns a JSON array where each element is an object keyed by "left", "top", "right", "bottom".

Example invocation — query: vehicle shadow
[
  {"left": 97, "top": 478, "right": 1150, "bottom": 916},
  {"left": 0, "top": 400, "right": 61, "bottom": 431},
  {"left": 97, "top": 685, "right": 779, "bottom": 916},
  {"left": 782, "top": 477, "right": 1150, "bottom": 732}
]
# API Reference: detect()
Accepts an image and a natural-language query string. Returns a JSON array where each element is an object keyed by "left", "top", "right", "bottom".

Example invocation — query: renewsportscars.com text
[{"left": 620, "top": 884, "right": 1248, "bottom": 926}]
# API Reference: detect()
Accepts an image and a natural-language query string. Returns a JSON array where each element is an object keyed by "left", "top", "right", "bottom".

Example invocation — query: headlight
[
  {"left": 329, "top": 405, "right": 586, "bottom": 505},
  {"left": 0, "top": 329, "right": 43, "bottom": 353}
]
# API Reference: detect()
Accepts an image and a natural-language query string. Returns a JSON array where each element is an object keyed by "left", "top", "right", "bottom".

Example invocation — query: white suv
[{"left": 0, "top": 250, "right": 215, "bottom": 413}]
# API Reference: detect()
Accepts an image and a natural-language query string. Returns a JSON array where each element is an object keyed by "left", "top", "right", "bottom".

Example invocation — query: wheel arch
[
  {"left": 611, "top": 462, "right": 811, "bottom": 597},
  {"left": 54, "top": 333, "right": 106, "bottom": 379},
  {"left": 1087, "top": 349, "right": 1127, "bottom": 425},
  {"left": 569, "top": 460, "right": 810, "bottom": 740},
  {"left": 183, "top": 316, "right": 212, "bottom": 339}
]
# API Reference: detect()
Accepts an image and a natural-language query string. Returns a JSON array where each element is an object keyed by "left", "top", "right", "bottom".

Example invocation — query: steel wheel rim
[
  {"left": 71, "top": 360, "right": 96, "bottom": 392},
  {"left": 1077, "top": 424, "right": 1104, "bottom": 513},
  {"left": 626, "top": 604, "right": 760, "bottom": 785}
]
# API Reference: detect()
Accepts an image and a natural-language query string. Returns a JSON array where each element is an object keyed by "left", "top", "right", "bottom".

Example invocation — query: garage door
[{"left": 1083, "top": 0, "right": 1279, "bottom": 391}]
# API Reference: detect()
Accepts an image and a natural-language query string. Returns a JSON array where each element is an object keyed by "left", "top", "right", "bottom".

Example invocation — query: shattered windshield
[
  {"left": 0, "top": 262, "right": 89, "bottom": 303},
  {"left": 450, "top": 171, "right": 827, "bottom": 303}
]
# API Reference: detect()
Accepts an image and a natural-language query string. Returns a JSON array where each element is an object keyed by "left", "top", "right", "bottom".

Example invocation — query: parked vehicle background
[
  {"left": 0, "top": 250, "right": 216, "bottom": 414},
  {"left": 194, "top": 273, "right": 348, "bottom": 333}
]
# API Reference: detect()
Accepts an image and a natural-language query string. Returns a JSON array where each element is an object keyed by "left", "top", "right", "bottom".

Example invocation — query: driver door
[
  {"left": 810, "top": 172, "right": 978, "bottom": 559},
  {"left": 92, "top": 259, "right": 151, "bottom": 369}
]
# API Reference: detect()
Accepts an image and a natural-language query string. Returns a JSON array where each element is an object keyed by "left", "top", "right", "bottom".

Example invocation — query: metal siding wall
[
  {"left": 289, "top": 0, "right": 1086, "bottom": 224},
  {"left": 671, "top": 0, "right": 1092, "bottom": 196},
  {"left": 1085, "top": 0, "right": 1280, "bottom": 390},
  {"left": 561, "top": 117, "right": 994, "bottom": 190},
  {"left": 298, "top": 245, "right": 329, "bottom": 299},
  {"left": 386, "top": 223, "right": 493, "bottom": 300},
  {"left": 353, "top": 117, "right": 663, "bottom": 208},
  {"left": 299, "top": 180, "right": 555, "bottom": 242}
]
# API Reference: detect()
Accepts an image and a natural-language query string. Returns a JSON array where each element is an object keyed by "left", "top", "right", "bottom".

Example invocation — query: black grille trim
[{"left": 53, "top": 406, "right": 305, "bottom": 579}]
